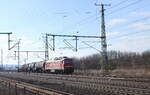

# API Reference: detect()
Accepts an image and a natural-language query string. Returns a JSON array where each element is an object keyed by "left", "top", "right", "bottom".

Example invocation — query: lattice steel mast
[
  {"left": 95, "top": 4, "right": 110, "bottom": 74},
  {"left": 45, "top": 33, "right": 49, "bottom": 61}
]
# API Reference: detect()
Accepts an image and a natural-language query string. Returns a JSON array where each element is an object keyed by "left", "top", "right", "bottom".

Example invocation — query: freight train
[{"left": 19, "top": 57, "right": 74, "bottom": 74}]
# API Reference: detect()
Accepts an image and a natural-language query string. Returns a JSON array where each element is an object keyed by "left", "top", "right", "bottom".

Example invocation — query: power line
[
  {"left": 71, "top": 17, "right": 100, "bottom": 33},
  {"left": 108, "top": 16, "right": 150, "bottom": 31},
  {"left": 124, "top": 1, "right": 149, "bottom": 14},
  {"left": 14, "top": 50, "right": 45, "bottom": 60},
  {"left": 108, "top": 29, "right": 150, "bottom": 41},
  {"left": 63, "top": 14, "right": 100, "bottom": 33},
  {"left": 106, "top": 0, "right": 149, "bottom": 28},
  {"left": 107, "top": 3, "right": 150, "bottom": 30},
  {"left": 72, "top": 14, "right": 97, "bottom": 27},
  {"left": 107, "top": 0, "right": 143, "bottom": 15},
  {"left": 128, "top": 16, "right": 150, "bottom": 24},
  {"left": 82, "top": 41, "right": 101, "bottom": 52},
  {"left": 68, "top": 0, "right": 145, "bottom": 34},
  {"left": 108, "top": 30, "right": 150, "bottom": 48},
  {"left": 107, "top": 0, "right": 129, "bottom": 9},
  {"left": 64, "top": 0, "right": 135, "bottom": 34},
  {"left": 65, "top": 0, "right": 144, "bottom": 34}
]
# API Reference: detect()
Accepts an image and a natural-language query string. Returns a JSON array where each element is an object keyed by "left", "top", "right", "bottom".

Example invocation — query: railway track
[
  {"left": 24, "top": 72, "right": 150, "bottom": 83},
  {"left": 21, "top": 72, "right": 150, "bottom": 89},
  {"left": 0, "top": 76, "right": 73, "bottom": 95},
  {"left": 0, "top": 72, "right": 150, "bottom": 95}
]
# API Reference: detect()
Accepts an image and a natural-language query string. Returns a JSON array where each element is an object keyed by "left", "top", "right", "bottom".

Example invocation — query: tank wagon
[{"left": 19, "top": 57, "right": 74, "bottom": 74}]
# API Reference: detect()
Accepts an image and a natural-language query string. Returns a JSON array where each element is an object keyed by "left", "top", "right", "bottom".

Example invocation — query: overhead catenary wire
[
  {"left": 107, "top": 0, "right": 129, "bottom": 10},
  {"left": 73, "top": 0, "right": 146, "bottom": 35},
  {"left": 108, "top": 30, "right": 150, "bottom": 48},
  {"left": 108, "top": 29, "right": 150, "bottom": 41},
  {"left": 123, "top": 1, "right": 149, "bottom": 15},
  {"left": 82, "top": 41, "right": 101, "bottom": 52},
  {"left": 106, "top": 1, "right": 149, "bottom": 31},
  {"left": 62, "top": 14, "right": 100, "bottom": 33},
  {"left": 63, "top": 0, "right": 144, "bottom": 35},
  {"left": 127, "top": 16, "right": 150, "bottom": 24},
  {"left": 108, "top": 16, "right": 150, "bottom": 31},
  {"left": 107, "top": 0, "right": 143, "bottom": 15},
  {"left": 61, "top": 0, "right": 129, "bottom": 34}
]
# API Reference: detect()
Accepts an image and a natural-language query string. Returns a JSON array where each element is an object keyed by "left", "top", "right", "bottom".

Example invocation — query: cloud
[
  {"left": 19, "top": 36, "right": 43, "bottom": 50},
  {"left": 130, "top": 11, "right": 150, "bottom": 17},
  {"left": 109, "top": 34, "right": 150, "bottom": 52},
  {"left": 107, "top": 18, "right": 126, "bottom": 26},
  {"left": 107, "top": 31, "right": 120, "bottom": 37},
  {"left": 128, "top": 22, "right": 150, "bottom": 31}
]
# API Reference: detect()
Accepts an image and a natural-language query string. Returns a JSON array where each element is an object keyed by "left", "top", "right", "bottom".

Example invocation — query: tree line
[{"left": 73, "top": 50, "right": 150, "bottom": 70}]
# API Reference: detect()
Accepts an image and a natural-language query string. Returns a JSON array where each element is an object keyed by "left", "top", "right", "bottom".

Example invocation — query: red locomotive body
[{"left": 45, "top": 57, "right": 74, "bottom": 74}]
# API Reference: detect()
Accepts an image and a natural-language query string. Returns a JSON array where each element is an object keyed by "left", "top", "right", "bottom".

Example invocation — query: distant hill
[{"left": 0, "top": 64, "right": 17, "bottom": 69}]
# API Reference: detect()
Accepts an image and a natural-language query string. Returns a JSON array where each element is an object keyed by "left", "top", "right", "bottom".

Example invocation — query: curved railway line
[{"left": 0, "top": 72, "right": 150, "bottom": 95}]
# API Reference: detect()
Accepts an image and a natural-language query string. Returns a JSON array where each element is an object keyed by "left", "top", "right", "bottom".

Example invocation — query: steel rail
[{"left": 0, "top": 76, "right": 73, "bottom": 95}]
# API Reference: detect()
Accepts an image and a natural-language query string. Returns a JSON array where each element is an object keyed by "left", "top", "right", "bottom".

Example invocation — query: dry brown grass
[
  {"left": 111, "top": 67, "right": 150, "bottom": 78},
  {"left": 74, "top": 66, "right": 150, "bottom": 78}
]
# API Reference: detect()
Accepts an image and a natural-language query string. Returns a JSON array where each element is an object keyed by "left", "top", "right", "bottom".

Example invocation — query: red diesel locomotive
[{"left": 20, "top": 57, "right": 74, "bottom": 74}]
